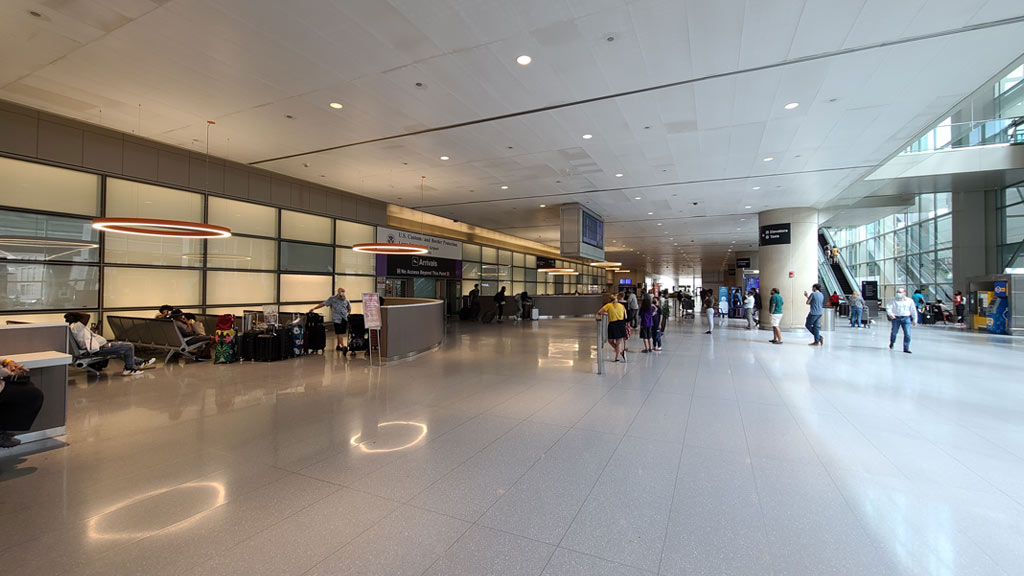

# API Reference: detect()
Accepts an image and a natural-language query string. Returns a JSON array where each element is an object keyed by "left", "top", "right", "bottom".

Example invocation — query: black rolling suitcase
[
  {"left": 305, "top": 312, "right": 327, "bottom": 353},
  {"left": 276, "top": 326, "right": 294, "bottom": 359},
  {"left": 239, "top": 331, "right": 258, "bottom": 361},
  {"left": 255, "top": 333, "right": 281, "bottom": 362},
  {"left": 482, "top": 311, "right": 496, "bottom": 324}
]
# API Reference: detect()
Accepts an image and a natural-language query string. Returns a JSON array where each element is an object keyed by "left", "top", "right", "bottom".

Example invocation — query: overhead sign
[
  {"left": 759, "top": 224, "right": 791, "bottom": 246},
  {"left": 537, "top": 257, "right": 556, "bottom": 269},
  {"left": 383, "top": 254, "right": 460, "bottom": 278},
  {"left": 376, "top": 226, "right": 462, "bottom": 260},
  {"left": 735, "top": 257, "right": 751, "bottom": 268},
  {"left": 362, "top": 293, "right": 381, "bottom": 329}
]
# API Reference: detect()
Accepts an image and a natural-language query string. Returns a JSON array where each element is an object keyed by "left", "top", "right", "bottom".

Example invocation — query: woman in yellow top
[{"left": 597, "top": 294, "right": 628, "bottom": 362}]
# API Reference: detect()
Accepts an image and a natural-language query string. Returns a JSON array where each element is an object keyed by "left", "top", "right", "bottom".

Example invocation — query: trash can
[
  {"left": 531, "top": 308, "right": 540, "bottom": 320},
  {"left": 821, "top": 307, "right": 836, "bottom": 331}
]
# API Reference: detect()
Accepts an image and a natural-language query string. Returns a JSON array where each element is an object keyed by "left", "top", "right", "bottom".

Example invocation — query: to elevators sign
[
  {"left": 759, "top": 223, "right": 791, "bottom": 246},
  {"left": 362, "top": 293, "right": 381, "bottom": 329}
]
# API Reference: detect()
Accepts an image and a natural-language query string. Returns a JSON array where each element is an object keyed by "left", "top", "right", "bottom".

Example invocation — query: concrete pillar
[
  {"left": 952, "top": 189, "right": 998, "bottom": 294},
  {"left": 758, "top": 207, "right": 819, "bottom": 331}
]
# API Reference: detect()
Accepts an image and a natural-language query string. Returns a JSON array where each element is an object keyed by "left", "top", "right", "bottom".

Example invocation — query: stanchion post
[{"left": 596, "top": 315, "right": 608, "bottom": 375}]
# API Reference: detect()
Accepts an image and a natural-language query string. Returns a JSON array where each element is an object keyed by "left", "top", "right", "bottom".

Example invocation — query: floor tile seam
[
  {"left": 547, "top": 382, "right": 657, "bottom": 570},
  {"left": 395, "top": 416, "right": 549, "bottom": 506},
  {"left": 755, "top": 361, "right": 925, "bottom": 573},
  {"left": 423, "top": 522, "right": 555, "bottom": 576},
  {"left": 653, "top": 432, "right": 688, "bottom": 575},
  {"left": 554, "top": 545, "right": 655, "bottom": 574},
  {"left": 898, "top": 416, "right": 1024, "bottom": 469}
]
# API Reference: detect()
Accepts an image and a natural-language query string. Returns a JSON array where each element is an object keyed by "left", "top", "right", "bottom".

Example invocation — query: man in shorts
[
  {"left": 311, "top": 287, "right": 352, "bottom": 351},
  {"left": 768, "top": 287, "right": 784, "bottom": 344}
]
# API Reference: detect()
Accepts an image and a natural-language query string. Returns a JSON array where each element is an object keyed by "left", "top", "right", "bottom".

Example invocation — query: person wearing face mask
[
  {"left": 310, "top": 287, "right": 352, "bottom": 351},
  {"left": 887, "top": 287, "right": 917, "bottom": 354}
]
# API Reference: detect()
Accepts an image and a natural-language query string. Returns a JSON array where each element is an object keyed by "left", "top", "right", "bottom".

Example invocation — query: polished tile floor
[{"left": 2, "top": 315, "right": 1023, "bottom": 575}]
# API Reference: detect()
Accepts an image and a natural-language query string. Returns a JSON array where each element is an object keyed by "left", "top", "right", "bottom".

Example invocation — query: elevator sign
[{"left": 759, "top": 224, "right": 791, "bottom": 246}]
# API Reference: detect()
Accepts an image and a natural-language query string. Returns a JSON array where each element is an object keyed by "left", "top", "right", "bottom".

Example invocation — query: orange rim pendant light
[
  {"left": 91, "top": 218, "right": 231, "bottom": 238},
  {"left": 351, "top": 243, "right": 430, "bottom": 255}
]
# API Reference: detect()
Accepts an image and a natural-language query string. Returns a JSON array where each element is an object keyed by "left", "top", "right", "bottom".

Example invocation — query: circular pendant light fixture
[
  {"left": 351, "top": 243, "right": 429, "bottom": 255},
  {"left": 91, "top": 218, "right": 231, "bottom": 238}
]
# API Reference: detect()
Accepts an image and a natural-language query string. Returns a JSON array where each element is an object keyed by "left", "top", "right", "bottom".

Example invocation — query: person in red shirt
[{"left": 830, "top": 292, "right": 841, "bottom": 308}]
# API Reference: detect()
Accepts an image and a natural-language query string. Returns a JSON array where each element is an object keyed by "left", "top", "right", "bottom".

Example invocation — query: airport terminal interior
[{"left": 2, "top": 1, "right": 1024, "bottom": 575}]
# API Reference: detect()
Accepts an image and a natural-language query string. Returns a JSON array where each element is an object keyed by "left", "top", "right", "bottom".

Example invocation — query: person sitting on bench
[
  {"left": 65, "top": 313, "right": 155, "bottom": 376},
  {"left": 0, "top": 357, "right": 45, "bottom": 448},
  {"left": 175, "top": 311, "right": 213, "bottom": 360}
]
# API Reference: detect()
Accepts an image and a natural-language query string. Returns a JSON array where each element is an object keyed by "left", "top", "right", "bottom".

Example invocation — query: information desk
[
  {"left": 529, "top": 294, "right": 606, "bottom": 318},
  {"left": 379, "top": 298, "right": 444, "bottom": 361},
  {"left": 0, "top": 323, "right": 70, "bottom": 445}
]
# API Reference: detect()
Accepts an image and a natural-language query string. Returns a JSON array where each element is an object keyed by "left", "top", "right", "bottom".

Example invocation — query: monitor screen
[
  {"left": 581, "top": 211, "right": 604, "bottom": 249},
  {"left": 619, "top": 278, "right": 632, "bottom": 285}
]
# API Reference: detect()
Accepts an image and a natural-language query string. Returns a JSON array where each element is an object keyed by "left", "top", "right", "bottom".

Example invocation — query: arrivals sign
[
  {"left": 362, "top": 293, "right": 381, "bottom": 329},
  {"left": 759, "top": 224, "right": 791, "bottom": 246},
  {"left": 376, "top": 226, "right": 462, "bottom": 260},
  {"left": 382, "top": 254, "right": 460, "bottom": 278}
]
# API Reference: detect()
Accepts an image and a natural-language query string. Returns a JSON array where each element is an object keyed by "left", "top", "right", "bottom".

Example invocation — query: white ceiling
[{"left": 3, "top": 0, "right": 1024, "bottom": 278}]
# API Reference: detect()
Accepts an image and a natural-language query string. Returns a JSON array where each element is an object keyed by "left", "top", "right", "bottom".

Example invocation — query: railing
[{"left": 900, "top": 116, "right": 1024, "bottom": 155}]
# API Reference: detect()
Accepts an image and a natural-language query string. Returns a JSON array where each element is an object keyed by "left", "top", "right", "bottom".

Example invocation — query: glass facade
[
  {"left": 832, "top": 192, "right": 953, "bottom": 303},
  {"left": 998, "top": 182, "right": 1024, "bottom": 271}
]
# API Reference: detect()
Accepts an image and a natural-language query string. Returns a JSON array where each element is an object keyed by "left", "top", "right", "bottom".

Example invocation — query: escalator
[{"left": 818, "top": 230, "right": 857, "bottom": 296}]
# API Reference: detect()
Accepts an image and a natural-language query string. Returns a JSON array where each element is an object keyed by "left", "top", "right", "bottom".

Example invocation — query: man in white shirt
[
  {"left": 744, "top": 290, "right": 756, "bottom": 329},
  {"left": 66, "top": 313, "right": 155, "bottom": 376},
  {"left": 887, "top": 288, "right": 917, "bottom": 354}
]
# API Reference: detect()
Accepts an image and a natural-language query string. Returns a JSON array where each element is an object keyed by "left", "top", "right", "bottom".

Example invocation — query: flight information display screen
[{"left": 582, "top": 211, "right": 604, "bottom": 248}]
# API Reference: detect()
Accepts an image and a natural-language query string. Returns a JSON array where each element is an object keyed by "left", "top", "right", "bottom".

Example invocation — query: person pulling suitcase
[{"left": 310, "top": 287, "right": 352, "bottom": 352}]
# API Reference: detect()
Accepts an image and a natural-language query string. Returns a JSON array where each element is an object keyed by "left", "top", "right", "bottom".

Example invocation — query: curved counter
[
  {"left": 379, "top": 298, "right": 444, "bottom": 361},
  {"left": 529, "top": 294, "right": 606, "bottom": 318}
]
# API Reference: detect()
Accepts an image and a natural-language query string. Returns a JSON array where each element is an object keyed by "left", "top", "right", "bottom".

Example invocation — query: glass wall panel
[
  {"left": 206, "top": 271, "right": 276, "bottom": 305},
  {"left": 334, "top": 247, "right": 375, "bottom": 275},
  {"left": 1, "top": 312, "right": 97, "bottom": 327},
  {"left": 103, "top": 267, "right": 200, "bottom": 309},
  {"left": 281, "top": 210, "right": 331, "bottom": 243},
  {"left": 334, "top": 276, "right": 375, "bottom": 301},
  {"left": 106, "top": 178, "right": 203, "bottom": 221},
  {"left": 463, "top": 244, "right": 481, "bottom": 261},
  {"left": 481, "top": 246, "right": 498, "bottom": 264},
  {"left": 105, "top": 235, "right": 203, "bottom": 267},
  {"left": 335, "top": 220, "right": 374, "bottom": 246},
  {"left": 936, "top": 250, "right": 953, "bottom": 282},
  {"left": 207, "top": 236, "right": 277, "bottom": 270},
  {"left": 280, "top": 241, "right": 333, "bottom": 273},
  {"left": 498, "top": 250, "right": 512, "bottom": 265},
  {"left": 208, "top": 197, "right": 277, "bottom": 237},
  {"left": 525, "top": 254, "right": 536, "bottom": 268},
  {"left": 462, "top": 261, "right": 480, "bottom": 279},
  {"left": 936, "top": 216, "right": 952, "bottom": 249},
  {"left": 513, "top": 252, "right": 525, "bottom": 267},
  {"left": 2, "top": 262, "right": 98, "bottom": 311},
  {"left": 0, "top": 210, "right": 99, "bottom": 262},
  {"left": 525, "top": 268, "right": 537, "bottom": 281},
  {"left": 0, "top": 156, "right": 100, "bottom": 216},
  {"left": 513, "top": 267, "right": 524, "bottom": 281},
  {"left": 280, "top": 274, "right": 332, "bottom": 302},
  {"left": 918, "top": 219, "right": 934, "bottom": 252}
]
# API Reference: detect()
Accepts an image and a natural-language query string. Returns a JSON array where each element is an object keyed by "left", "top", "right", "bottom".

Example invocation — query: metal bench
[
  {"left": 106, "top": 316, "right": 208, "bottom": 364},
  {"left": 67, "top": 328, "right": 120, "bottom": 376}
]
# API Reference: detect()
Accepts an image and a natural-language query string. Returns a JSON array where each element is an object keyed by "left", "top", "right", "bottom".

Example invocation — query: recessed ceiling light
[
  {"left": 539, "top": 204, "right": 546, "bottom": 208},
  {"left": 329, "top": 102, "right": 343, "bottom": 109},
  {"left": 752, "top": 186, "right": 761, "bottom": 190},
  {"left": 762, "top": 157, "right": 774, "bottom": 162},
  {"left": 647, "top": 212, "right": 654, "bottom": 215},
  {"left": 736, "top": 228, "right": 741, "bottom": 230},
  {"left": 784, "top": 102, "right": 800, "bottom": 110},
  {"left": 740, "top": 218, "right": 746, "bottom": 221},
  {"left": 500, "top": 185, "right": 509, "bottom": 190},
  {"left": 439, "top": 156, "right": 449, "bottom": 161},
  {"left": 657, "top": 223, "right": 663, "bottom": 226},
  {"left": 634, "top": 197, "right": 642, "bottom": 200},
  {"left": 516, "top": 55, "right": 532, "bottom": 66},
  {"left": 582, "top": 134, "right": 593, "bottom": 139},
  {"left": 745, "top": 205, "right": 752, "bottom": 209},
  {"left": 615, "top": 173, "right": 623, "bottom": 178}
]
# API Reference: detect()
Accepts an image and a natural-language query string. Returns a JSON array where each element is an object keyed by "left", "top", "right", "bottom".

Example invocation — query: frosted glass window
[
  {"left": 498, "top": 250, "right": 511, "bottom": 265},
  {"left": 513, "top": 252, "right": 525, "bottom": 267},
  {"left": 481, "top": 246, "right": 497, "bottom": 263},
  {"left": 526, "top": 268, "right": 537, "bottom": 281},
  {"left": 462, "top": 261, "right": 481, "bottom": 279},
  {"left": 335, "top": 247, "right": 375, "bottom": 275},
  {"left": 280, "top": 274, "right": 332, "bottom": 302},
  {"left": 207, "top": 237, "right": 276, "bottom": 270},
  {"left": 513, "top": 282, "right": 523, "bottom": 295},
  {"left": 336, "top": 220, "right": 374, "bottom": 246},
  {"left": 106, "top": 178, "right": 203, "bottom": 221},
  {"left": 104, "top": 235, "right": 203, "bottom": 267},
  {"left": 0, "top": 210, "right": 99, "bottom": 262},
  {"left": 103, "top": 267, "right": 200, "bottom": 308},
  {"left": 206, "top": 271, "right": 276, "bottom": 305},
  {"left": 2, "top": 262, "right": 98, "bottom": 311},
  {"left": 281, "top": 210, "right": 331, "bottom": 243},
  {"left": 0, "top": 156, "right": 100, "bottom": 216},
  {"left": 462, "top": 281, "right": 478, "bottom": 296},
  {"left": 208, "top": 197, "right": 277, "bottom": 237},
  {"left": 1, "top": 312, "right": 97, "bottom": 328},
  {"left": 525, "top": 254, "right": 536, "bottom": 268},
  {"left": 280, "top": 242, "right": 333, "bottom": 273},
  {"left": 513, "top": 268, "right": 524, "bottom": 281},
  {"left": 463, "top": 244, "right": 481, "bottom": 261},
  {"left": 334, "top": 275, "right": 376, "bottom": 300}
]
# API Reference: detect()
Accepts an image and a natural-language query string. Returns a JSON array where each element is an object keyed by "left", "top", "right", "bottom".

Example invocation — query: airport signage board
[{"left": 759, "top": 224, "right": 791, "bottom": 246}]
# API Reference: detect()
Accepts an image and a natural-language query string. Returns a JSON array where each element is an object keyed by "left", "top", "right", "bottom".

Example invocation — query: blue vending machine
[{"left": 989, "top": 281, "right": 1010, "bottom": 335}]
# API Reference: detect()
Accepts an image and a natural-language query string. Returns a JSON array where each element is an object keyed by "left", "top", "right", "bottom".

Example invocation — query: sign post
[{"left": 362, "top": 293, "right": 383, "bottom": 365}]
